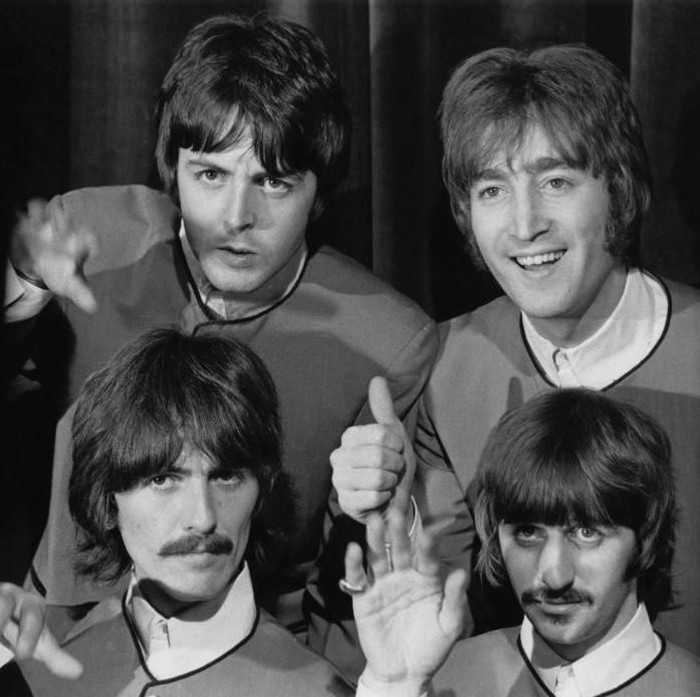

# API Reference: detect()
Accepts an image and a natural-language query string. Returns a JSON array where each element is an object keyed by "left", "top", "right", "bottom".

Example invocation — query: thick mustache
[
  {"left": 522, "top": 588, "right": 592, "bottom": 605},
  {"left": 159, "top": 534, "right": 233, "bottom": 556}
]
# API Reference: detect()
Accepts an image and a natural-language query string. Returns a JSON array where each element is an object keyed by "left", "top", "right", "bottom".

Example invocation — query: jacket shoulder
[
  {"left": 307, "top": 246, "right": 434, "bottom": 330},
  {"left": 247, "top": 612, "right": 354, "bottom": 694},
  {"left": 647, "top": 639, "right": 700, "bottom": 694}
]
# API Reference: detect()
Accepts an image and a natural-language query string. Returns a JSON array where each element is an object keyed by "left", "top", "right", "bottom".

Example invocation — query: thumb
[
  {"left": 440, "top": 568, "right": 468, "bottom": 641},
  {"left": 368, "top": 376, "right": 400, "bottom": 426},
  {"left": 368, "top": 377, "right": 417, "bottom": 515}
]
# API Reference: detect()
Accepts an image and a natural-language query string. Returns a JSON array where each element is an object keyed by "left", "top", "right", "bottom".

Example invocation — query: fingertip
[
  {"left": 49, "top": 653, "right": 84, "bottom": 681},
  {"left": 368, "top": 376, "right": 399, "bottom": 426},
  {"left": 71, "top": 284, "right": 98, "bottom": 313}
]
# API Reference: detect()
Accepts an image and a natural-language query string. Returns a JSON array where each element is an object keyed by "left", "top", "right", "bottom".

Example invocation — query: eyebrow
[
  {"left": 181, "top": 156, "right": 229, "bottom": 174},
  {"left": 474, "top": 156, "right": 579, "bottom": 182}
]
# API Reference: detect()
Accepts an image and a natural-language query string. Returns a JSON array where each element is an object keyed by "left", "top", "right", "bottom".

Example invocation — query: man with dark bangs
[
  {"left": 4, "top": 13, "right": 435, "bottom": 678},
  {"left": 331, "top": 44, "right": 700, "bottom": 655},
  {"left": 342, "top": 390, "right": 700, "bottom": 697},
  {"left": 0, "top": 328, "right": 353, "bottom": 695}
]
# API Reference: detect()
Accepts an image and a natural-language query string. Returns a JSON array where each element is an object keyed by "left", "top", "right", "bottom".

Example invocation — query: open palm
[{"left": 347, "top": 511, "right": 466, "bottom": 693}]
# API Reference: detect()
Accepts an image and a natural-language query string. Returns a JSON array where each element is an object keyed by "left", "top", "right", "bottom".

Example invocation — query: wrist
[
  {"left": 359, "top": 667, "right": 429, "bottom": 697},
  {"left": 12, "top": 263, "right": 48, "bottom": 290}
]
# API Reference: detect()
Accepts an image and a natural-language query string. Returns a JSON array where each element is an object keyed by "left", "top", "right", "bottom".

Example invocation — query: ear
[{"left": 105, "top": 494, "right": 120, "bottom": 530}]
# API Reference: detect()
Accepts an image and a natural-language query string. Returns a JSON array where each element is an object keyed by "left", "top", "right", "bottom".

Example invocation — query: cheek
[
  {"left": 116, "top": 503, "right": 161, "bottom": 559},
  {"left": 501, "top": 548, "right": 534, "bottom": 591}
]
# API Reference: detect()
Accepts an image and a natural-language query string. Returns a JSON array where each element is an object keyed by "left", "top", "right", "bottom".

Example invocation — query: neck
[
  {"left": 528, "top": 266, "right": 628, "bottom": 348},
  {"left": 137, "top": 576, "right": 233, "bottom": 620}
]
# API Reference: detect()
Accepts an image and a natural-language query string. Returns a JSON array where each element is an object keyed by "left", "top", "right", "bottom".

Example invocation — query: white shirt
[
  {"left": 520, "top": 603, "right": 662, "bottom": 697},
  {"left": 127, "top": 562, "right": 257, "bottom": 679},
  {"left": 522, "top": 269, "right": 668, "bottom": 389}
]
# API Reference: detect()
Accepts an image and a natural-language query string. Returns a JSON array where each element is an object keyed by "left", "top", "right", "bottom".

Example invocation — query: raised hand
[
  {"left": 0, "top": 582, "right": 83, "bottom": 679},
  {"left": 11, "top": 198, "right": 98, "bottom": 313},
  {"left": 346, "top": 510, "right": 466, "bottom": 697},
  {"left": 331, "top": 376, "right": 416, "bottom": 522}
]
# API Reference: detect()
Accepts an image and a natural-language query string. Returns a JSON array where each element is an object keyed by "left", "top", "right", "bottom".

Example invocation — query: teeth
[{"left": 516, "top": 251, "right": 564, "bottom": 267}]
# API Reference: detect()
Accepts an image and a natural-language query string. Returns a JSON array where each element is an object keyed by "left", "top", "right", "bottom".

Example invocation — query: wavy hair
[
  {"left": 474, "top": 388, "right": 675, "bottom": 604},
  {"left": 155, "top": 13, "right": 350, "bottom": 219},
  {"left": 440, "top": 45, "right": 651, "bottom": 268},
  {"left": 69, "top": 327, "right": 294, "bottom": 589}
]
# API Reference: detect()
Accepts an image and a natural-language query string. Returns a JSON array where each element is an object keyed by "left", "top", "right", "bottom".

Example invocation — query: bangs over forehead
[
  {"left": 471, "top": 109, "right": 595, "bottom": 182},
  {"left": 479, "top": 389, "right": 670, "bottom": 533},
  {"left": 156, "top": 14, "right": 350, "bottom": 203},
  {"left": 166, "top": 84, "right": 305, "bottom": 180},
  {"left": 73, "top": 328, "right": 281, "bottom": 495},
  {"left": 490, "top": 445, "right": 628, "bottom": 529}
]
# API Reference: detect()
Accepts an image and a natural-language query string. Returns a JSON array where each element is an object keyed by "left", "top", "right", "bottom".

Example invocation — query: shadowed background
[{"left": 1, "top": 0, "right": 699, "bottom": 579}]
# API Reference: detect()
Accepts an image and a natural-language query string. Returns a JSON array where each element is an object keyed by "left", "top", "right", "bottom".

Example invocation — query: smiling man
[
  {"left": 347, "top": 391, "right": 700, "bottom": 697},
  {"left": 0, "top": 328, "right": 353, "bottom": 695},
  {"left": 4, "top": 13, "right": 436, "bottom": 679},
  {"left": 331, "top": 44, "right": 700, "bottom": 654}
]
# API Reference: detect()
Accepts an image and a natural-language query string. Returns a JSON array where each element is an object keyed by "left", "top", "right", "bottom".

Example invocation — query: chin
[{"left": 204, "top": 267, "right": 262, "bottom": 295}]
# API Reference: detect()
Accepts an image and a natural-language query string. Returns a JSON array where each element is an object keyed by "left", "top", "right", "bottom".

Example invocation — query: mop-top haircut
[
  {"left": 440, "top": 44, "right": 651, "bottom": 268},
  {"left": 155, "top": 13, "right": 350, "bottom": 219},
  {"left": 474, "top": 388, "right": 675, "bottom": 602},
  {"left": 69, "top": 327, "right": 294, "bottom": 586}
]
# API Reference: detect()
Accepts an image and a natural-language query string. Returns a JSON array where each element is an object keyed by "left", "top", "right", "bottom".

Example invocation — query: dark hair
[
  {"left": 69, "top": 327, "right": 294, "bottom": 587},
  {"left": 155, "top": 13, "right": 350, "bottom": 219},
  {"left": 474, "top": 389, "right": 675, "bottom": 603},
  {"left": 440, "top": 44, "right": 651, "bottom": 267}
]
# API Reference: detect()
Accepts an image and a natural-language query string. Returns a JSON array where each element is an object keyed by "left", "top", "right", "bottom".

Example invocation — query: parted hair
[
  {"left": 474, "top": 389, "right": 675, "bottom": 603},
  {"left": 440, "top": 44, "right": 651, "bottom": 268},
  {"left": 69, "top": 327, "right": 294, "bottom": 587},
  {"left": 155, "top": 13, "right": 350, "bottom": 219}
]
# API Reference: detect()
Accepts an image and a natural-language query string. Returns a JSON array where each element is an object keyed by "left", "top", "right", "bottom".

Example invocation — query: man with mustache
[
  {"left": 0, "top": 328, "right": 354, "bottom": 695},
  {"left": 347, "top": 390, "right": 700, "bottom": 696},
  {"left": 331, "top": 44, "right": 700, "bottom": 655},
  {"left": 4, "top": 13, "right": 435, "bottom": 678}
]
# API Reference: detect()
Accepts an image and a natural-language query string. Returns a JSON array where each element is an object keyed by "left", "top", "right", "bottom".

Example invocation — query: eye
[
  {"left": 212, "top": 469, "right": 245, "bottom": 487},
  {"left": 512, "top": 524, "right": 545, "bottom": 546},
  {"left": 476, "top": 185, "right": 503, "bottom": 200},
  {"left": 195, "top": 169, "right": 223, "bottom": 185},
  {"left": 261, "top": 176, "right": 292, "bottom": 195},
  {"left": 572, "top": 524, "right": 604, "bottom": 543},
  {"left": 146, "top": 473, "right": 176, "bottom": 490},
  {"left": 545, "top": 176, "right": 571, "bottom": 191}
]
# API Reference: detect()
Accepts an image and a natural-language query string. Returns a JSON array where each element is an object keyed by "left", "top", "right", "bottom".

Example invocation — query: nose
[
  {"left": 536, "top": 534, "right": 575, "bottom": 591},
  {"left": 185, "top": 479, "right": 217, "bottom": 534},
  {"left": 224, "top": 182, "right": 256, "bottom": 232},
  {"left": 510, "top": 187, "right": 549, "bottom": 241}
]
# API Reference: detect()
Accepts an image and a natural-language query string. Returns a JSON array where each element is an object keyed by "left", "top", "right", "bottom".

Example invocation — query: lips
[
  {"left": 514, "top": 250, "right": 565, "bottom": 268},
  {"left": 220, "top": 246, "right": 254, "bottom": 256}
]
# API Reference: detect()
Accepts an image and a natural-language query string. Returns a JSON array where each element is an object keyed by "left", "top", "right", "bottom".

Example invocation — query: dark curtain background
[
  {"left": 1, "top": 0, "right": 699, "bottom": 579},
  {"left": 2, "top": 0, "right": 700, "bottom": 319}
]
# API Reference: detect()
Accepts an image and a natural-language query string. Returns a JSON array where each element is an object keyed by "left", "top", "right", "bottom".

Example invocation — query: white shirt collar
[
  {"left": 125, "top": 562, "right": 257, "bottom": 679},
  {"left": 520, "top": 603, "right": 661, "bottom": 697},
  {"left": 179, "top": 222, "right": 307, "bottom": 321},
  {"left": 522, "top": 269, "right": 668, "bottom": 389}
]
